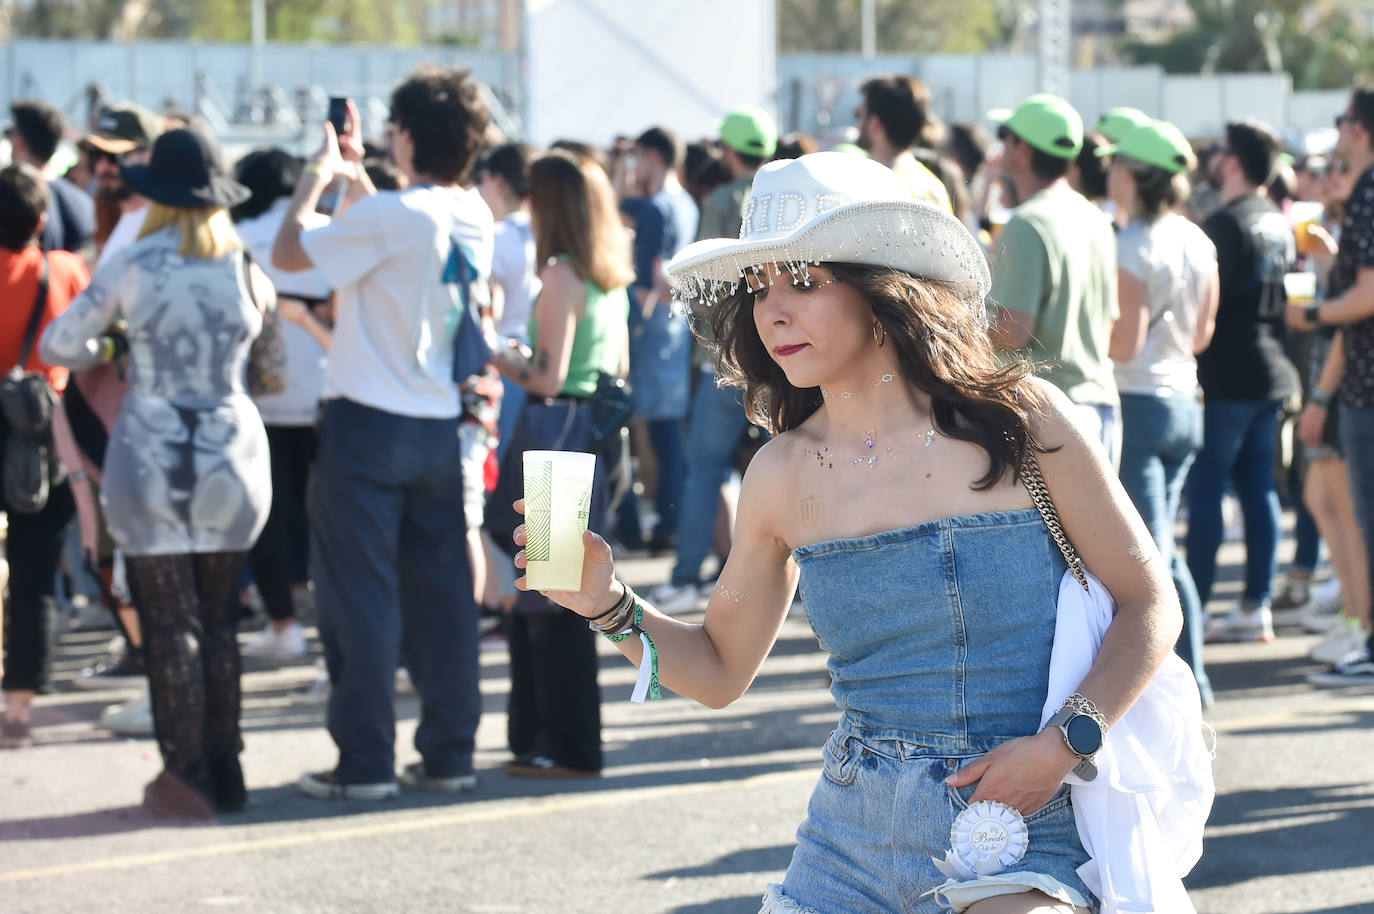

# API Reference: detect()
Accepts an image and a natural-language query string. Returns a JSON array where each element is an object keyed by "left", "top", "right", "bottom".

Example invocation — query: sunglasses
[
  {"left": 90, "top": 148, "right": 122, "bottom": 166},
  {"left": 1333, "top": 159, "right": 1352, "bottom": 175}
]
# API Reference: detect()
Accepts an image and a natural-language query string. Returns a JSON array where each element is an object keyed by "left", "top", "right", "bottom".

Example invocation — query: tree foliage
[
  {"left": 1120, "top": 0, "right": 1374, "bottom": 89},
  {"left": 10, "top": 0, "right": 435, "bottom": 43},
  {"left": 778, "top": 0, "right": 1007, "bottom": 54}
]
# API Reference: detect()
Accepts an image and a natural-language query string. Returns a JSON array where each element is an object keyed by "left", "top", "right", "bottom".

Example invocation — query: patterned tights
[{"left": 125, "top": 552, "right": 247, "bottom": 787}]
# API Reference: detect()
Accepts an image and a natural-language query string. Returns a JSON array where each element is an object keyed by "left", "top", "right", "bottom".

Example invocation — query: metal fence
[{"left": 0, "top": 40, "right": 1349, "bottom": 153}]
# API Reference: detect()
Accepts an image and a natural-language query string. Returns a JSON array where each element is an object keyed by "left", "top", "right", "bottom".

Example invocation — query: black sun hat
[{"left": 120, "top": 127, "right": 250, "bottom": 209}]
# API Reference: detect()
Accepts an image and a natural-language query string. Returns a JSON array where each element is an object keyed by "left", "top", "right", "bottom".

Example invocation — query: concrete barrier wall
[{"left": 0, "top": 40, "right": 1349, "bottom": 147}]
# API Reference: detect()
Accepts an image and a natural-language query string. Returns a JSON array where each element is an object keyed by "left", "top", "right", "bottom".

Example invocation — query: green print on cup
[
  {"left": 523, "top": 450, "right": 596, "bottom": 591},
  {"left": 525, "top": 458, "right": 553, "bottom": 562}
]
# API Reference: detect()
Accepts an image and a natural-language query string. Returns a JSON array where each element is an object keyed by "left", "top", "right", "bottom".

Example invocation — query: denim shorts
[{"left": 762, "top": 729, "right": 1097, "bottom": 914}]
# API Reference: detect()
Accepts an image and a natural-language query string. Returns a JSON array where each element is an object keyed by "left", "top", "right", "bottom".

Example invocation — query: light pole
[
  {"left": 861, "top": 0, "right": 875, "bottom": 59},
  {"left": 251, "top": 0, "right": 265, "bottom": 90},
  {"left": 1038, "top": 0, "right": 1069, "bottom": 97}
]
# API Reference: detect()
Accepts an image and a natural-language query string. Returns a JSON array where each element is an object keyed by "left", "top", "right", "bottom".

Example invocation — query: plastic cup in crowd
[
  {"left": 1283, "top": 271, "right": 1318, "bottom": 304},
  {"left": 522, "top": 450, "right": 596, "bottom": 592}
]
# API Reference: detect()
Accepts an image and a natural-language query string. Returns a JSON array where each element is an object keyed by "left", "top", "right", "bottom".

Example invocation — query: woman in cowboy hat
[
  {"left": 41, "top": 127, "right": 285, "bottom": 819},
  {"left": 511, "top": 152, "right": 1210, "bottom": 913}
]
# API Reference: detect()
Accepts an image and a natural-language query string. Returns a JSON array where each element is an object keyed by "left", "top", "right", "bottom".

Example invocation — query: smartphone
[{"left": 327, "top": 96, "right": 351, "bottom": 137}]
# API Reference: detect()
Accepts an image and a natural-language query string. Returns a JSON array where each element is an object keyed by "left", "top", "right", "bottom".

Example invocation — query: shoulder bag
[{"left": 0, "top": 254, "right": 63, "bottom": 513}]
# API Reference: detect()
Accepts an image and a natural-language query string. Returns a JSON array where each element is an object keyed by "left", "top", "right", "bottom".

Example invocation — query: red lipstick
[{"left": 774, "top": 343, "right": 809, "bottom": 357}]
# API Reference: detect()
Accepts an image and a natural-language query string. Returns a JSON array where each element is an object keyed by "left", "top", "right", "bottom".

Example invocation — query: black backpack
[{"left": 0, "top": 254, "right": 64, "bottom": 513}]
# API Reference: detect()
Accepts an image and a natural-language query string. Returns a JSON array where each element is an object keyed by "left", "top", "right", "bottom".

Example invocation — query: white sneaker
[
  {"left": 99, "top": 691, "right": 154, "bottom": 736},
  {"left": 1205, "top": 604, "right": 1275, "bottom": 643},
  {"left": 291, "top": 672, "right": 332, "bottom": 706},
  {"left": 241, "top": 622, "right": 307, "bottom": 660},
  {"left": 1309, "top": 618, "right": 1370, "bottom": 665},
  {"left": 649, "top": 581, "right": 707, "bottom": 615},
  {"left": 1300, "top": 586, "right": 1344, "bottom": 633}
]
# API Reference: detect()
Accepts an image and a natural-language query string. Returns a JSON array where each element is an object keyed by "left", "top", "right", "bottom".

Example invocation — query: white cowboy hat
[{"left": 666, "top": 151, "right": 990, "bottom": 309}]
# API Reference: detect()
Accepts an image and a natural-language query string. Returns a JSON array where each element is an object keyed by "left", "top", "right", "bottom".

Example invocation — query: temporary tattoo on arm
[
  {"left": 535, "top": 348, "right": 551, "bottom": 373},
  {"left": 1127, "top": 544, "right": 1152, "bottom": 565},
  {"left": 800, "top": 495, "right": 825, "bottom": 527},
  {"left": 714, "top": 584, "right": 752, "bottom": 603}
]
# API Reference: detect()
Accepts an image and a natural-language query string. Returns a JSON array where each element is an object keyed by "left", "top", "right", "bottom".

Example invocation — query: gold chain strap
[{"left": 1021, "top": 453, "right": 1090, "bottom": 592}]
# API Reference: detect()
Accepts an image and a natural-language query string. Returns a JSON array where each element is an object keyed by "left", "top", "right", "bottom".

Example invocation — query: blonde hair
[{"left": 138, "top": 202, "right": 241, "bottom": 258}]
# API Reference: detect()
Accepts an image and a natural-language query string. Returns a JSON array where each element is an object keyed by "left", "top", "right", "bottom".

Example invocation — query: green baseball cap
[
  {"left": 830, "top": 142, "right": 869, "bottom": 158},
  {"left": 1096, "top": 107, "right": 1151, "bottom": 143},
  {"left": 719, "top": 106, "right": 778, "bottom": 159},
  {"left": 1096, "top": 120, "right": 1195, "bottom": 174},
  {"left": 988, "top": 94, "right": 1083, "bottom": 159}
]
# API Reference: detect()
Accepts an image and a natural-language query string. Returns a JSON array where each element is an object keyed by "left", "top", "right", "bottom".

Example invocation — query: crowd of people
[{"left": 0, "top": 63, "right": 1370, "bottom": 898}]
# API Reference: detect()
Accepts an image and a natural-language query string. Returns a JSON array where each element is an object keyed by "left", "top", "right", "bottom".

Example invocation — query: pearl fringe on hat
[{"left": 665, "top": 152, "right": 990, "bottom": 323}]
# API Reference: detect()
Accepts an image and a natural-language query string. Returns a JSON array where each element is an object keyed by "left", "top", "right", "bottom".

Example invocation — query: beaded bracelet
[{"left": 604, "top": 600, "right": 661, "bottom": 703}]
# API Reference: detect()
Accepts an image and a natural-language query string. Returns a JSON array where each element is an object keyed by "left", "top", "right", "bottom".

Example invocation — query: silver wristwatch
[{"left": 1044, "top": 693, "right": 1107, "bottom": 782}]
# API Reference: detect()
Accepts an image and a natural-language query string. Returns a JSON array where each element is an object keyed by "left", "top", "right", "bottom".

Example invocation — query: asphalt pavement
[{"left": 1, "top": 534, "right": 1372, "bottom": 914}]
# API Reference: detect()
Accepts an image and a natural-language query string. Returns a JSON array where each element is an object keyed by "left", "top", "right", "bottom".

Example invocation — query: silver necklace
[{"left": 821, "top": 371, "right": 899, "bottom": 401}]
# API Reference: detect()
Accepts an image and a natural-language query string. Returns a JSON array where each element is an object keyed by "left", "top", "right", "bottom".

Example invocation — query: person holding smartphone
[{"left": 272, "top": 67, "right": 495, "bottom": 800}]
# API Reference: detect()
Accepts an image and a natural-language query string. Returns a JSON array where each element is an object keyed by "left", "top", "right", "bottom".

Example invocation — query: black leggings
[
  {"left": 1, "top": 483, "right": 76, "bottom": 693},
  {"left": 125, "top": 552, "right": 247, "bottom": 789},
  {"left": 248, "top": 425, "right": 315, "bottom": 622}
]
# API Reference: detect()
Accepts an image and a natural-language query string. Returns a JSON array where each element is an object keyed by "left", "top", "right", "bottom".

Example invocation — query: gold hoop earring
[{"left": 873, "top": 321, "right": 886, "bottom": 347}]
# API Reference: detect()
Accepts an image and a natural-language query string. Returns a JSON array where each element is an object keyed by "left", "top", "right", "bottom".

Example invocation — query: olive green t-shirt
[{"left": 989, "top": 184, "right": 1120, "bottom": 406}]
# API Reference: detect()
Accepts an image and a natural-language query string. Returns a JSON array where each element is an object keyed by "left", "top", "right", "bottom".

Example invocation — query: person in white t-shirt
[
  {"left": 1104, "top": 120, "right": 1219, "bottom": 704},
  {"left": 272, "top": 66, "right": 495, "bottom": 800},
  {"left": 232, "top": 148, "right": 333, "bottom": 663},
  {"left": 477, "top": 142, "right": 539, "bottom": 463}
]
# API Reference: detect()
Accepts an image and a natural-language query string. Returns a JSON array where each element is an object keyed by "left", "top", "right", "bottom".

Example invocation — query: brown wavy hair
[
  {"left": 528, "top": 150, "right": 635, "bottom": 293},
  {"left": 704, "top": 264, "right": 1046, "bottom": 490}
]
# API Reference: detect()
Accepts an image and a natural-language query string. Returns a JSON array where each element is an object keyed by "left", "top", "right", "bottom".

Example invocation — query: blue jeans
[
  {"left": 1119, "top": 393, "right": 1212, "bottom": 705},
  {"left": 495, "top": 376, "right": 526, "bottom": 466},
  {"left": 1292, "top": 497, "right": 1322, "bottom": 573},
  {"left": 612, "top": 418, "right": 686, "bottom": 544},
  {"left": 1338, "top": 405, "right": 1374, "bottom": 655},
  {"left": 671, "top": 368, "right": 750, "bottom": 587},
  {"left": 309, "top": 398, "right": 479, "bottom": 783},
  {"left": 1185, "top": 399, "right": 1283, "bottom": 606},
  {"left": 764, "top": 730, "right": 1093, "bottom": 913}
]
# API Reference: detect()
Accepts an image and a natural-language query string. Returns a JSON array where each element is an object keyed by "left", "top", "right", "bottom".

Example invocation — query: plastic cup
[
  {"left": 523, "top": 450, "right": 596, "bottom": 592},
  {"left": 1283, "top": 271, "right": 1317, "bottom": 304}
]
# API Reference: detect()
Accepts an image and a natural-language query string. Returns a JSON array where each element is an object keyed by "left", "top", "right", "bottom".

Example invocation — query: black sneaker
[
  {"left": 399, "top": 762, "right": 478, "bottom": 793},
  {"left": 1309, "top": 646, "right": 1374, "bottom": 687},
  {"left": 72, "top": 638, "right": 146, "bottom": 690},
  {"left": 298, "top": 769, "right": 399, "bottom": 800}
]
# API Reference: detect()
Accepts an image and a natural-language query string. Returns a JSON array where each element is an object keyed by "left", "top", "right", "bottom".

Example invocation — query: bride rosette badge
[{"left": 933, "top": 800, "right": 1029, "bottom": 880}]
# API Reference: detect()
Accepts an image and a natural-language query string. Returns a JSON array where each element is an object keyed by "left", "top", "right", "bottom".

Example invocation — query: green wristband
[{"left": 604, "top": 601, "right": 662, "bottom": 701}]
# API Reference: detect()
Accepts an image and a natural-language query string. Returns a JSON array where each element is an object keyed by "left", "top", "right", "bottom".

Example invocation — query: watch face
[{"left": 1065, "top": 715, "right": 1103, "bottom": 756}]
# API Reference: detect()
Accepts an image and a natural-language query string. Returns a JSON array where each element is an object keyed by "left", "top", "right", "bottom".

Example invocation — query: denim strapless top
[{"left": 793, "top": 508, "right": 1067, "bottom": 753}]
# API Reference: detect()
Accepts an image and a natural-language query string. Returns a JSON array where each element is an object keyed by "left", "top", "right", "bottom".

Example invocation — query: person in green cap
[
  {"left": 648, "top": 105, "right": 779, "bottom": 613},
  {"left": 988, "top": 94, "right": 1121, "bottom": 466},
  {"left": 1097, "top": 106, "right": 1151, "bottom": 145},
  {"left": 1101, "top": 118, "right": 1220, "bottom": 705}
]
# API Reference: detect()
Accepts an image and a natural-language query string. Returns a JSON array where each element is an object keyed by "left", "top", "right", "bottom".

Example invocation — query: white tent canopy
[{"left": 524, "top": 0, "right": 777, "bottom": 147}]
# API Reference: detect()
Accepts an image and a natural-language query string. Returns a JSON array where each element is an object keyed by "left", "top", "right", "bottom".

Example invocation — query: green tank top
[{"left": 527, "top": 258, "right": 629, "bottom": 398}]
